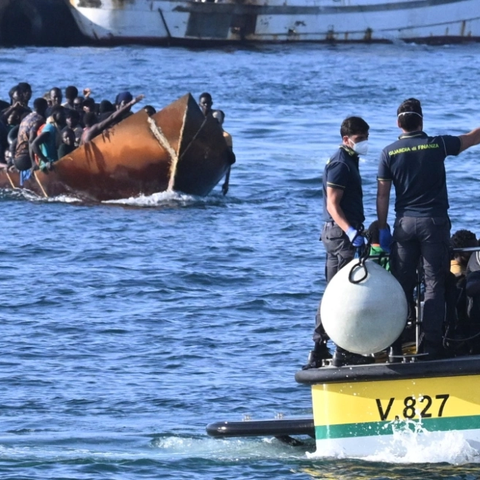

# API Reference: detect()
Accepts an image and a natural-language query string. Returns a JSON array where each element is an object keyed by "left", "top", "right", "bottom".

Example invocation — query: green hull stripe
[{"left": 315, "top": 415, "right": 480, "bottom": 440}]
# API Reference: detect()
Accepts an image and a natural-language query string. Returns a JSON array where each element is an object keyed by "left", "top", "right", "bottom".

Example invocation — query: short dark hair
[
  {"left": 83, "top": 97, "right": 95, "bottom": 109},
  {"left": 397, "top": 98, "right": 423, "bottom": 131},
  {"left": 50, "top": 87, "right": 62, "bottom": 97},
  {"left": 61, "top": 126, "right": 73, "bottom": 134},
  {"left": 451, "top": 229, "right": 478, "bottom": 249},
  {"left": 199, "top": 92, "right": 212, "bottom": 102},
  {"left": 33, "top": 97, "right": 48, "bottom": 113},
  {"left": 17, "top": 82, "right": 31, "bottom": 94},
  {"left": 66, "top": 109, "right": 80, "bottom": 120},
  {"left": 144, "top": 105, "right": 156, "bottom": 116},
  {"left": 52, "top": 107, "right": 65, "bottom": 124},
  {"left": 99, "top": 99, "right": 114, "bottom": 114},
  {"left": 451, "top": 229, "right": 478, "bottom": 264},
  {"left": 61, "top": 126, "right": 75, "bottom": 139},
  {"left": 8, "top": 85, "right": 19, "bottom": 100},
  {"left": 340, "top": 116, "right": 369, "bottom": 138},
  {"left": 65, "top": 85, "right": 78, "bottom": 101},
  {"left": 367, "top": 220, "right": 389, "bottom": 244}
]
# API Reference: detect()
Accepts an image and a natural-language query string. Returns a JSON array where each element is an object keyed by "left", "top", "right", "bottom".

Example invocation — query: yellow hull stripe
[{"left": 312, "top": 375, "right": 480, "bottom": 428}]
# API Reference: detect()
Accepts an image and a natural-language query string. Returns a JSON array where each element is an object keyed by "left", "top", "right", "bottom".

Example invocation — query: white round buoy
[{"left": 320, "top": 259, "right": 408, "bottom": 355}]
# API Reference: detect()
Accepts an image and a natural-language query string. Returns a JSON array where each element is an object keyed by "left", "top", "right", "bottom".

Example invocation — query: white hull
[{"left": 67, "top": 0, "right": 480, "bottom": 44}]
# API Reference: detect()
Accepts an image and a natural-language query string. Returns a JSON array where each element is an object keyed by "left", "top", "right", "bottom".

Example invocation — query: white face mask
[{"left": 353, "top": 140, "right": 369, "bottom": 156}]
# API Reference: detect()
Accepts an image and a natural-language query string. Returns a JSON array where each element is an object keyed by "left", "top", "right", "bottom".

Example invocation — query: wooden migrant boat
[{"left": 0, "top": 93, "right": 232, "bottom": 202}]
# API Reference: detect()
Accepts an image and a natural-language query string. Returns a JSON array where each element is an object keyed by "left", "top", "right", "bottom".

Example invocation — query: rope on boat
[
  {"left": 444, "top": 329, "right": 480, "bottom": 344},
  {"left": 178, "top": 116, "right": 208, "bottom": 161},
  {"left": 147, "top": 116, "right": 179, "bottom": 191},
  {"left": 5, "top": 170, "right": 16, "bottom": 189},
  {"left": 34, "top": 171, "right": 48, "bottom": 198}
]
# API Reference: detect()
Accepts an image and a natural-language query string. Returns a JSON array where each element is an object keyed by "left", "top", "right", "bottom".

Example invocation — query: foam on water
[
  {"left": 366, "top": 424, "right": 480, "bottom": 465},
  {"left": 366, "top": 422, "right": 480, "bottom": 465},
  {"left": 151, "top": 434, "right": 314, "bottom": 460},
  {"left": 46, "top": 194, "right": 82, "bottom": 204},
  {"left": 103, "top": 190, "right": 201, "bottom": 207},
  {"left": 307, "top": 421, "right": 480, "bottom": 465},
  {"left": 13, "top": 189, "right": 207, "bottom": 207}
]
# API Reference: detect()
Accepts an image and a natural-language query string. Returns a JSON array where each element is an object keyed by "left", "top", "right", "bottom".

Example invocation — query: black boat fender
[{"left": 206, "top": 417, "right": 315, "bottom": 446}]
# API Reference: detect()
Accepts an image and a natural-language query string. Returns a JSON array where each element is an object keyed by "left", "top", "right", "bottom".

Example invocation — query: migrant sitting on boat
[{"left": 0, "top": 84, "right": 235, "bottom": 202}]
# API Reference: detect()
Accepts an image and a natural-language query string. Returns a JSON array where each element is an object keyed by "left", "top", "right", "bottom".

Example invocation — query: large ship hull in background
[{"left": 66, "top": 0, "right": 480, "bottom": 45}]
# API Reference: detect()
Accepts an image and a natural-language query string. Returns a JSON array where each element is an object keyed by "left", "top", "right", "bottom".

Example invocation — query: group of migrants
[
  {"left": 0, "top": 86, "right": 234, "bottom": 193},
  {"left": 0, "top": 83, "right": 145, "bottom": 174},
  {"left": 307, "top": 98, "right": 480, "bottom": 368}
]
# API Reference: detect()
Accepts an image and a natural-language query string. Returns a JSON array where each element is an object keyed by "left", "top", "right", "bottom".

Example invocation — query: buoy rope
[
  {"left": 443, "top": 327, "right": 480, "bottom": 344},
  {"left": 348, "top": 225, "right": 370, "bottom": 284}
]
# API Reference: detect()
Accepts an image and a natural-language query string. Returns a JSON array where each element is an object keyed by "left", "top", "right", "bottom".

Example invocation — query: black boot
[
  {"left": 332, "top": 347, "right": 375, "bottom": 367},
  {"left": 302, "top": 342, "right": 332, "bottom": 369}
]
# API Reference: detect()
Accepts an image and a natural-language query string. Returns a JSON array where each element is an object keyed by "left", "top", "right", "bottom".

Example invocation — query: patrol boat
[
  {"left": 66, "top": 0, "right": 480, "bottom": 45},
  {"left": 207, "top": 251, "right": 480, "bottom": 456}
]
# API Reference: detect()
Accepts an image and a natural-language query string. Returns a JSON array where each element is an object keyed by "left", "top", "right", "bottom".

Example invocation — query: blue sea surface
[{"left": 1, "top": 43, "right": 480, "bottom": 478}]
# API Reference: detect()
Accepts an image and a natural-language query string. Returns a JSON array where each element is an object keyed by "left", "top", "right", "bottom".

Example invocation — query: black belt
[{"left": 325, "top": 221, "right": 363, "bottom": 230}]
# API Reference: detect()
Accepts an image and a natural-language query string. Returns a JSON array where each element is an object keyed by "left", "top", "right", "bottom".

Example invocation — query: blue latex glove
[
  {"left": 379, "top": 227, "right": 392, "bottom": 253},
  {"left": 346, "top": 226, "right": 364, "bottom": 248}
]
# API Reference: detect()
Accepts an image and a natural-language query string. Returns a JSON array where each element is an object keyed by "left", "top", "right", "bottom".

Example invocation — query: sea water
[{"left": 1, "top": 42, "right": 480, "bottom": 479}]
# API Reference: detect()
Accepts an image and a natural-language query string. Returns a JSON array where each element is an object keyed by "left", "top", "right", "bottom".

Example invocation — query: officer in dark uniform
[
  {"left": 322, "top": 116, "right": 369, "bottom": 282},
  {"left": 307, "top": 116, "right": 373, "bottom": 368},
  {"left": 377, "top": 98, "right": 480, "bottom": 360}
]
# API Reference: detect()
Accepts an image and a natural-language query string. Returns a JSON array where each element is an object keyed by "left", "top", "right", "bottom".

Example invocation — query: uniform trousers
[
  {"left": 313, "top": 221, "right": 355, "bottom": 344},
  {"left": 390, "top": 216, "right": 450, "bottom": 354}
]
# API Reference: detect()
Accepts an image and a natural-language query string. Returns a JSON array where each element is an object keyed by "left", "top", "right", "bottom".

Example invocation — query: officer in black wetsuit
[
  {"left": 307, "top": 116, "right": 374, "bottom": 368},
  {"left": 377, "top": 98, "right": 480, "bottom": 360}
]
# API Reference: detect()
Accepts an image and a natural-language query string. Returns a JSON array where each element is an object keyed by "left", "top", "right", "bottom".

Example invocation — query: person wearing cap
[
  {"left": 305, "top": 116, "right": 373, "bottom": 369},
  {"left": 110, "top": 91, "right": 135, "bottom": 126},
  {"left": 377, "top": 98, "right": 480, "bottom": 360}
]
